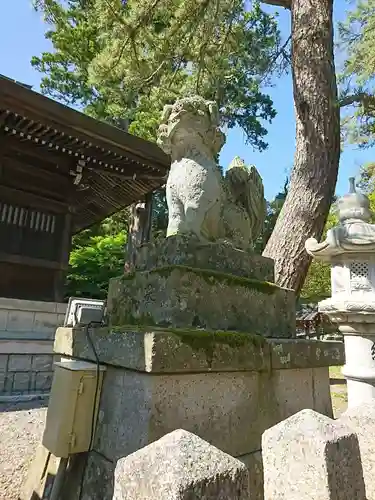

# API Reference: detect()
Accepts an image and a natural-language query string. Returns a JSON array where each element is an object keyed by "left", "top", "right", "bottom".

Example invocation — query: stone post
[
  {"left": 113, "top": 429, "right": 250, "bottom": 500},
  {"left": 306, "top": 178, "right": 375, "bottom": 408},
  {"left": 262, "top": 409, "right": 366, "bottom": 500},
  {"left": 340, "top": 401, "right": 375, "bottom": 499}
]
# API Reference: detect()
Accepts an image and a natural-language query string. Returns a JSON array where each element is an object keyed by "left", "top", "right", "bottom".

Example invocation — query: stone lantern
[{"left": 306, "top": 177, "right": 375, "bottom": 408}]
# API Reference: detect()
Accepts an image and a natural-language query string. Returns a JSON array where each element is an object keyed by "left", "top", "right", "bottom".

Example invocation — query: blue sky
[{"left": 1, "top": 1, "right": 374, "bottom": 200}]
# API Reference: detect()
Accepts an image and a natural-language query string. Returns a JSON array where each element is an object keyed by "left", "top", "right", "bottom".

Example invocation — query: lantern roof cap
[{"left": 337, "top": 177, "right": 371, "bottom": 223}]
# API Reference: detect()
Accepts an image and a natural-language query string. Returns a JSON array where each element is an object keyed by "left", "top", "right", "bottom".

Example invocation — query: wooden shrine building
[{"left": 0, "top": 75, "right": 169, "bottom": 302}]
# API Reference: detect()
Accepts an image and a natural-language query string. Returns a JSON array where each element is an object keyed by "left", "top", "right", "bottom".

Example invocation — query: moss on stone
[
  {"left": 151, "top": 265, "right": 278, "bottom": 294},
  {"left": 120, "top": 271, "right": 136, "bottom": 282},
  {"left": 118, "top": 265, "right": 278, "bottom": 295},
  {"left": 111, "top": 311, "right": 156, "bottom": 328},
  {"left": 110, "top": 324, "right": 266, "bottom": 365},
  {"left": 171, "top": 328, "right": 266, "bottom": 353}
]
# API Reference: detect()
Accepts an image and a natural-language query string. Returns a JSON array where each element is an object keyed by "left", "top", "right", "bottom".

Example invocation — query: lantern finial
[{"left": 349, "top": 177, "right": 356, "bottom": 194}]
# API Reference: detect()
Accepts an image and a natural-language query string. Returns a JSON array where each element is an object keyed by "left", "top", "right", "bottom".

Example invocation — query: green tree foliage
[
  {"left": 339, "top": 0, "right": 375, "bottom": 147},
  {"left": 72, "top": 208, "right": 130, "bottom": 248},
  {"left": 66, "top": 232, "right": 126, "bottom": 299},
  {"left": 66, "top": 209, "right": 130, "bottom": 299},
  {"left": 254, "top": 179, "right": 287, "bottom": 253},
  {"left": 33, "top": 0, "right": 283, "bottom": 147},
  {"left": 300, "top": 211, "right": 338, "bottom": 301}
]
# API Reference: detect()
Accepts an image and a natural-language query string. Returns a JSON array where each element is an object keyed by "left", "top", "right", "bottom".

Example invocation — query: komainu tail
[{"left": 225, "top": 156, "right": 266, "bottom": 242}]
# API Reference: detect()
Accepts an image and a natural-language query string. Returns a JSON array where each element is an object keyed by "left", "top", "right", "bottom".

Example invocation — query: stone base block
[
  {"left": 45, "top": 327, "right": 345, "bottom": 500},
  {"left": 135, "top": 235, "right": 275, "bottom": 281},
  {"left": 262, "top": 409, "right": 366, "bottom": 500},
  {"left": 108, "top": 265, "right": 295, "bottom": 337},
  {"left": 55, "top": 327, "right": 344, "bottom": 374},
  {"left": 48, "top": 361, "right": 336, "bottom": 500},
  {"left": 54, "top": 327, "right": 343, "bottom": 464},
  {"left": 94, "top": 366, "right": 334, "bottom": 462},
  {"left": 113, "top": 429, "right": 250, "bottom": 500}
]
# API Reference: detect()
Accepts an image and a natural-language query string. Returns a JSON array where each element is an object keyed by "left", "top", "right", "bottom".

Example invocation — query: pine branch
[
  {"left": 260, "top": 34, "right": 291, "bottom": 83},
  {"left": 144, "top": 60, "right": 167, "bottom": 84},
  {"left": 340, "top": 92, "right": 375, "bottom": 112}
]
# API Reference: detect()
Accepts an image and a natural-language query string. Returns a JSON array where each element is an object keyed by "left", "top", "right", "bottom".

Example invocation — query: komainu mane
[{"left": 157, "top": 96, "right": 266, "bottom": 250}]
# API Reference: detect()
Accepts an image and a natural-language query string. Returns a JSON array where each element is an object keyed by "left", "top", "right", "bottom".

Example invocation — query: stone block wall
[{"left": 0, "top": 297, "right": 66, "bottom": 397}]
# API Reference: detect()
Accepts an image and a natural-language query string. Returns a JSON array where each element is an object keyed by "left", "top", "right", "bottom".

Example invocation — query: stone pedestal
[
  {"left": 107, "top": 237, "right": 295, "bottom": 338},
  {"left": 23, "top": 236, "right": 344, "bottom": 500},
  {"left": 54, "top": 327, "right": 343, "bottom": 498},
  {"left": 319, "top": 302, "right": 375, "bottom": 408},
  {"left": 46, "top": 325, "right": 343, "bottom": 500}
]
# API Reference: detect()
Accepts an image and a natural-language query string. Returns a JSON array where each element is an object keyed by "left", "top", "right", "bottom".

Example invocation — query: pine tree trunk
[{"left": 262, "top": 0, "right": 340, "bottom": 295}]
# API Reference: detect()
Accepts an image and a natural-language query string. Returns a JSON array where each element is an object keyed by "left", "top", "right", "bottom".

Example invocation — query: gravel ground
[
  {"left": 329, "top": 365, "right": 348, "bottom": 418},
  {"left": 0, "top": 400, "right": 47, "bottom": 500}
]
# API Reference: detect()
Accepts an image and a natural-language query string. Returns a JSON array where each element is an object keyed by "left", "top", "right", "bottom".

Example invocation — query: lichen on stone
[
  {"left": 107, "top": 260, "right": 295, "bottom": 339},
  {"left": 119, "top": 265, "right": 279, "bottom": 295}
]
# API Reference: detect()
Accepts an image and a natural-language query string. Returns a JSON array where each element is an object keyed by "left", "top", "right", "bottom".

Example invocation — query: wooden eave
[{"left": 0, "top": 76, "right": 170, "bottom": 232}]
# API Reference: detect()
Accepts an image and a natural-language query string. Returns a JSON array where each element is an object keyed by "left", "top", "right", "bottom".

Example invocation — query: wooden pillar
[
  {"left": 124, "top": 192, "right": 153, "bottom": 273},
  {"left": 54, "top": 210, "right": 73, "bottom": 302}
]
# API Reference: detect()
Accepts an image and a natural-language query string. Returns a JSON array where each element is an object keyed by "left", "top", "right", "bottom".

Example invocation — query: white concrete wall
[{"left": 0, "top": 298, "right": 66, "bottom": 396}]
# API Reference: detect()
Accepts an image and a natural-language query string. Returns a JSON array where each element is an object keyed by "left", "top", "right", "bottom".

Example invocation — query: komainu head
[{"left": 157, "top": 96, "right": 225, "bottom": 157}]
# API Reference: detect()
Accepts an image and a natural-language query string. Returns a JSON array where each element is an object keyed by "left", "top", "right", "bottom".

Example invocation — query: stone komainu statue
[{"left": 157, "top": 96, "right": 266, "bottom": 250}]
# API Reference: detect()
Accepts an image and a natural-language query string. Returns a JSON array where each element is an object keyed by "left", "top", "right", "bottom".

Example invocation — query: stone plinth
[
  {"left": 135, "top": 236, "right": 274, "bottom": 281},
  {"left": 108, "top": 238, "right": 294, "bottom": 338},
  {"left": 47, "top": 325, "right": 344, "bottom": 500},
  {"left": 108, "top": 269, "right": 295, "bottom": 337},
  {"left": 55, "top": 326, "right": 343, "bottom": 376}
]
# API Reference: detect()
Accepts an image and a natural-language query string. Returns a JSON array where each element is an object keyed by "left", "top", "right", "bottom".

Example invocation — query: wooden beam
[
  {"left": 0, "top": 251, "right": 66, "bottom": 270},
  {"left": 3, "top": 154, "right": 71, "bottom": 188},
  {"left": 0, "top": 184, "right": 69, "bottom": 212},
  {"left": 55, "top": 211, "right": 73, "bottom": 302},
  {"left": 0, "top": 76, "right": 169, "bottom": 173},
  {"left": 1, "top": 129, "right": 166, "bottom": 182},
  {"left": 1, "top": 131, "right": 73, "bottom": 171},
  {"left": 86, "top": 163, "right": 166, "bottom": 181}
]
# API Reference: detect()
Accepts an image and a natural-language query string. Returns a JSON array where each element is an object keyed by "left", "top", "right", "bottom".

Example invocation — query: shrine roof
[{"left": 0, "top": 75, "right": 169, "bottom": 232}]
